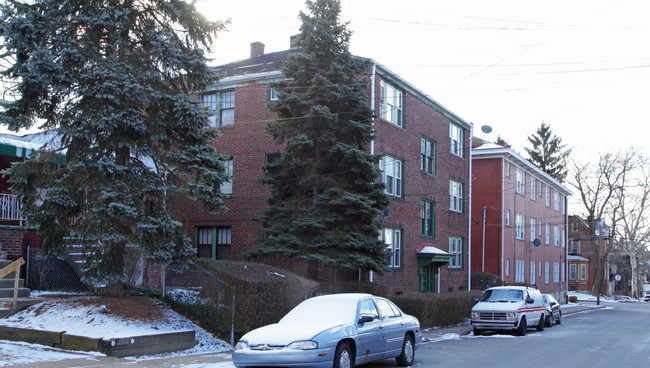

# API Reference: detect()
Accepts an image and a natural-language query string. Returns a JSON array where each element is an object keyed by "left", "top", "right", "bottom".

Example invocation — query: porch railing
[{"left": 0, "top": 193, "right": 23, "bottom": 226}]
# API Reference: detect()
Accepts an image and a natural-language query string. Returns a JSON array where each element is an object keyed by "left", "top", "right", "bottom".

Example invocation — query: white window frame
[
  {"left": 380, "top": 155, "right": 402, "bottom": 197},
  {"left": 505, "top": 259, "right": 511, "bottom": 277},
  {"left": 382, "top": 228, "right": 401, "bottom": 268},
  {"left": 539, "top": 261, "right": 542, "bottom": 277},
  {"left": 516, "top": 168, "right": 525, "bottom": 195},
  {"left": 450, "top": 123, "right": 464, "bottom": 158},
  {"left": 380, "top": 80, "right": 403, "bottom": 127},
  {"left": 505, "top": 161, "right": 510, "bottom": 177},
  {"left": 449, "top": 180, "right": 464, "bottom": 213},
  {"left": 530, "top": 218, "right": 536, "bottom": 241},
  {"left": 545, "top": 223, "right": 550, "bottom": 245},
  {"left": 515, "top": 260, "right": 525, "bottom": 283},
  {"left": 448, "top": 237, "right": 463, "bottom": 269},
  {"left": 220, "top": 159, "right": 233, "bottom": 195},
  {"left": 580, "top": 264, "right": 587, "bottom": 280},
  {"left": 545, "top": 262, "right": 550, "bottom": 284},
  {"left": 545, "top": 186, "right": 551, "bottom": 207},
  {"left": 219, "top": 90, "right": 235, "bottom": 126},
  {"left": 554, "top": 262, "right": 560, "bottom": 283},
  {"left": 554, "top": 191, "right": 561, "bottom": 211},
  {"left": 554, "top": 226, "right": 561, "bottom": 246},
  {"left": 505, "top": 209, "right": 511, "bottom": 227},
  {"left": 530, "top": 261, "right": 536, "bottom": 285},
  {"left": 570, "top": 264, "right": 577, "bottom": 280},
  {"left": 515, "top": 213, "right": 525, "bottom": 240},
  {"left": 530, "top": 177, "right": 537, "bottom": 200}
]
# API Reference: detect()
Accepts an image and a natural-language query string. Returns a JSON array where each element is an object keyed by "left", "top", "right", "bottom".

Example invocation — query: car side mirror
[
  {"left": 474, "top": 298, "right": 480, "bottom": 303},
  {"left": 526, "top": 298, "right": 535, "bottom": 304},
  {"left": 550, "top": 302, "right": 556, "bottom": 306},
  {"left": 358, "top": 315, "right": 374, "bottom": 324}
]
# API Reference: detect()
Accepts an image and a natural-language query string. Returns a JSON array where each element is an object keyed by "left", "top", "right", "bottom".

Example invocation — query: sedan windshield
[
  {"left": 279, "top": 296, "right": 358, "bottom": 326},
  {"left": 480, "top": 289, "right": 524, "bottom": 303}
]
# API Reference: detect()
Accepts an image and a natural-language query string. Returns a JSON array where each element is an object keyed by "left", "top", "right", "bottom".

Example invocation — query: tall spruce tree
[
  {"left": 255, "top": 0, "right": 390, "bottom": 274},
  {"left": 0, "top": 0, "right": 229, "bottom": 286},
  {"left": 525, "top": 122, "right": 571, "bottom": 182}
]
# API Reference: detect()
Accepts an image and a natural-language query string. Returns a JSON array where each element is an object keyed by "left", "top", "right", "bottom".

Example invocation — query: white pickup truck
[{"left": 471, "top": 286, "right": 547, "bottom": 336}]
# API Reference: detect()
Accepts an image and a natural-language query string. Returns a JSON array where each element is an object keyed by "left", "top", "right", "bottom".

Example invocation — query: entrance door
[{"left": 420, "top": 264, "right": 436, "bottom": 293}]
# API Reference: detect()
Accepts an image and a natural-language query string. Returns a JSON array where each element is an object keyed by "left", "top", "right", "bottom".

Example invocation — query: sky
[{"left": 195, "top": 0, "right": 650, "bottom": 164}]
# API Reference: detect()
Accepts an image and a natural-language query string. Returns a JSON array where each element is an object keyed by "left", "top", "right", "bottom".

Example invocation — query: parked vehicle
[
  {"left": 470, "top": 286, "right": 547, "bottom": 336},
  {"left": 542, "top": 294, "right": 562, "bottom": 326},
  {"left": 232, "top": 293, "right": 422, "bottom": 368},
  {"left": 643, "top": 284, "right": 650, "bottom": 302}
]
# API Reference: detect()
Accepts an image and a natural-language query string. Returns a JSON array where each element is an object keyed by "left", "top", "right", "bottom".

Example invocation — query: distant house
[
  {"left": 567, "top": 215, "right": 596, "bottom": 292},
  {"left": 470, "top": 140, "right": 572, "bottom": 302},
  {"left": 171, "top": 39, "right": 473, "bottom": 295}
]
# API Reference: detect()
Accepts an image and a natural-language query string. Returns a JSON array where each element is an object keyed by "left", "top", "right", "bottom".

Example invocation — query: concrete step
[
  {"left": 0, "top": 298, "right": 43, "bottom": 318},
  {"left": 0, "top": 287, "right": 30, "bottom": 298},
  {"left": 0, "top": 278, "right": 24, "bottom": 288},
  {"left": 0, "top": 259, "right": 18, "bottom": 279}
]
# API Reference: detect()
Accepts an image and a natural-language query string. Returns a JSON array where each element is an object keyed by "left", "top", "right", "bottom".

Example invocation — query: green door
[{"left": 420, "top": 264, "right": 436, "bottom": 293}]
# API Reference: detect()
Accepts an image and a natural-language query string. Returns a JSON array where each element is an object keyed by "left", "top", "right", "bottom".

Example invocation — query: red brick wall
[{"left": 171, "top": 72, "right": 471, "bottom": 295}]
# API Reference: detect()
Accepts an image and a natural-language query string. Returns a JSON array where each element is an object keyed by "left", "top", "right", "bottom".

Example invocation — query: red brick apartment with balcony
[
  {"left": 471, "top": 140, "right": 572, "bottom": 302},
  {"left": 171, "top": 40, "right": 472, "bottom": 295}
]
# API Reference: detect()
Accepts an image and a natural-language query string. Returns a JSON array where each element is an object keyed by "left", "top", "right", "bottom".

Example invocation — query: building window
[
  {"left": 570, "top": 264, "right": 577, "bottom": 280},
  {"left": 380, "top": 155, "right": 402, "bottom": 197},
  {"left": 530, "top": 177, "right": 537, "bottom": 200},
  {"left": 515, "top": 213, "right": 525, "bottom": 240},
  {"left": 382, "top": 228, "right": 401, "bottom": 268},
  {"left": 449, "top": 237, "right": 463, "bottom": 269},
  {"left": 220, "top": 158, "right": 233, "bottom": 195},
  {"left": 545, "top": 223, "right": 550, "bottom": 245},
  {"left": 449, "top": 180, "right": 464, "bottom": 213},
  {"left": 505, "top": 209, "right": 511, "bottom": 227},
  {"left": 421, "top": 137, "right": 435, "bottom": 174},
  {"left": 554, "top": 226, "right": 561, "bottom": 246},
  {"left": 554, "top": 192, "right": 561, "bottom": 211},
  {"left": 219, "top": 90, "right": 235, "bottom": 126},
  {"left": 268, "top": 87, "right": 279, "bottom": 101},
  {"left": 530, "top": 261, "right": 536, "bottom": 284},
  {"left": 539, "top": 220, "right": 543, "bottom": 236},
  {"left": 379, "top": 80, "right": 403, "bottom": 127},
  {"left": 545, "top": 186, "right": 551, "bottom": 207},
  {"left": 505, "top": 259, "right": 510, "bottom": 277},
  {"left": 421, "top": 200, "right": 435, "bottom": 236},
  {"left": 571, "top": 221, "right": 578, "bottom": 232},
  {"left": 505, "top": 161, "right": 510, "bottom": 177},
  {"left": 569, "top": 240, "right": 581, "bottom": 253},
  {"left": 516, "top": 168, "right": 525, "bottom": 195},
  {"left": 545, "top": 262, "right": 550, "bottom": 284},
  {"left": 265, "top": 151, "right": 281, "bottom": 164},
  {"left": 196, "top": 227, "right": 232, "bottom": 260},
  {"left": 554, "top": 262, "right": 560, "bottom": 283},
  {"left": 515, "top": 260, "right": 525, "bottom": 283},
  {"left": 530, "top": 218, "right": 536, "bottom": 241},
  {"left": 580, "top": 264, "right": 587, "bottom": 280},
  {"left": 539, "top": 261, "right": 542, "bottom": 277},
  {"left": 450, "top": 123, "right": 464, "bottom": 158}
]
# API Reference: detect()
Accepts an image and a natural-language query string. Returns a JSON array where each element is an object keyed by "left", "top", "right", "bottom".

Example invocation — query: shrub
[
  {"left": 471, "top": 272, "right": 503, "bottom": 291},
  {"left": 164, "top": 259, "right": 318, "bottom": 342},
  {"left": 392, "top": 291, "right": 482, "bottom": 328}
]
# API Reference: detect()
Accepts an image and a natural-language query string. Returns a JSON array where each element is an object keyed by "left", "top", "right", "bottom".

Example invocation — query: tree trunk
[{"left": 629, "top": 255, "right": 639, "bottom": 299}]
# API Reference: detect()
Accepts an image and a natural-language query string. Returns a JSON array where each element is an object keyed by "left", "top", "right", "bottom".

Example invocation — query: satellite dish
[
  {"left": 533, "top": 238, "right": 541, "bottom": 247},
  {"left": 481, "top": 125, "right": 493, "bottom": 134}
]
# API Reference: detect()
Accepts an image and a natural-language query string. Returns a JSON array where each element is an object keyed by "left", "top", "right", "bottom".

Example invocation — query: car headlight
[
  {"left": 235, "top": 341, "right": 249, "bottom": 350},
  {"left": 287, "top": 340, "right": 318, "bottom": 350},
  {"left": 471, "top": 312, "right": 479, "bottom": 320},
  {"left": 507, "top": 312, "right": 516, "bottom": 320}
]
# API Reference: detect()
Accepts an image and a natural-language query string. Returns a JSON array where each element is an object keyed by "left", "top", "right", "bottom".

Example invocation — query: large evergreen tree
[
  {"left": 255, "top": 0, "right": 390, "bottom": 274},
  {"left": 525, "top": 121, "right": 571, "bottom": 182},
  {"left": 0, "top": 0, "right": 229, "bottom": 286}
]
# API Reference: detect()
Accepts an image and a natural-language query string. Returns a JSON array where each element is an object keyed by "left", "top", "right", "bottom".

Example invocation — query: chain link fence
[{"left": 26, "top": 247, "right": 88, "bottom": 292}]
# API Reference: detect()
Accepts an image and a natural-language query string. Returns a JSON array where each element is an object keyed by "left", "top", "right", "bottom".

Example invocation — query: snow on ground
[
  {"left": 568, "top": 290, "right": 638, "bottom": 303},
  {"left": 0, "top": 291, "right": 232, "bottom": 367}
]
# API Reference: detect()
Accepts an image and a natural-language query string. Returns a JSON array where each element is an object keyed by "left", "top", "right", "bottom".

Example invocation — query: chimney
[
  {"left": 290, "top": 35, "right": 299, "bottom": 49},
  {"left": 250, "top": 41, "right": 265, "bottom": 58}
]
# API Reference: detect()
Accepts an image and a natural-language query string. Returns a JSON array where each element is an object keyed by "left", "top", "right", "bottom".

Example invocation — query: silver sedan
[{"left": 231, "top": 293, "right": 422, "bottom": 368}]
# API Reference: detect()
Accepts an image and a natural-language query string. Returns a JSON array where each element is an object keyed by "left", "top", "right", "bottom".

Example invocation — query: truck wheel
[
  {"left": 536, "top": 314, "right": 545, "bottom": 331},
  {"left": 516, "top": 316, "right": 527, "bottom": 336}
]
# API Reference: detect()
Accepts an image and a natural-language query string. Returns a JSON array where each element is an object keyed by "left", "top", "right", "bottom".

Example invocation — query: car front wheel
[
  {"left": 396, "top": 334, "right": 415, "bottom": 367},
  {"left": 545, "top": 313, "right": 553, "bottom": 327},
  {"left": 334, "top": 342, "right": 352, "bottom": 368}
]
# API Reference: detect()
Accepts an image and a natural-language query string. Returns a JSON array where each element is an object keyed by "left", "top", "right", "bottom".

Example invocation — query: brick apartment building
[
  {"left": 171, "top": 40, "right": 473, "bottom": 295},
  {"left": 471, "top": 140, "right": 572, "bottom": 302}
]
